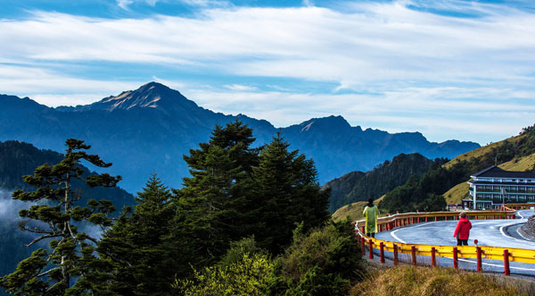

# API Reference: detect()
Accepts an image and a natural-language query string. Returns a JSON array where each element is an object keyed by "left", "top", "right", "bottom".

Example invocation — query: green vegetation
[
  {"left": 326, "top": 153, "right": 434, "bottom": 212},
  {"left": 0, "top": 141, "right": 61, "bottom": 190},
  {"left": 380, "top": 123, "right": 535, "bottom": 213},
  {"left": 379, "top": 159, "right": 451, "bottom": 213},
  {"left": 175, "top": 221, "right": 363, "bottom": 296},
  {"left": 0, "top": 139, "right": 122, "bottom": 295},
  {"left": 269, "top": 221, "right": 363, "bottom": 295},
  {"left": 3, "top": 122, "right": 535, "bottom": 295},
  {"left": 1, "top": 121, "right": 335, "bottom": 295}
]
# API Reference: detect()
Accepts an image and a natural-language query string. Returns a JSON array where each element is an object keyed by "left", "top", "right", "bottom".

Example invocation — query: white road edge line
[
  {"left": 499, "top": 222, "right": 532, "bottom": 243},
  {"left": 391, "top": 223, "right": 430, "bottom": 244},
  {"left": 458, "top": 258, "right": 535, "bottom": 271}
]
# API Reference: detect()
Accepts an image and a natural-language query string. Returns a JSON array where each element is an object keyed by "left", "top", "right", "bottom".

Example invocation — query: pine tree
[
  {"left": 175, "top": 120, "right": 259, "bottom": 266},
  {"left": 250, "top": 133, "right": 330, "bottom": 253},
  {"left": 95, "top": 174, "right": 180, "bottom": 295},
  {"left": 0, "top": 139, "right": 121, "bottom": 296}
]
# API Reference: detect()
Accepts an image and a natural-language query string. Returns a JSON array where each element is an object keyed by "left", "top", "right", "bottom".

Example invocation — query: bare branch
[
  {"left": 20, "top": 225, "right": 50, "bottom": 234},
  {"left": 26, "top": 233, "right": 62, "bottom": 248},
  {"left": 37, "top": 267, "right": 61, "bottom": 278}
]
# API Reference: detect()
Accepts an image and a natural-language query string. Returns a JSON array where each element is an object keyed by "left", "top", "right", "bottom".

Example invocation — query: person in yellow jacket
[{"left": 363, "top": 199, "right": 379, "bottom": 237}]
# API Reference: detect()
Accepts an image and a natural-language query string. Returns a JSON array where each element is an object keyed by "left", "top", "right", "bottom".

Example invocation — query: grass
[
  {"left": 443, "top": 134, "right": 523, "bottom": 169},
  {"left": 332, "top": 196, "right": 385, "bottom": 222},
  {"left": 350, "top": 265, "right": 533, "bottom": 296},
  {"left": 443, "top": 182, "right": 470, "bottom": 205}
]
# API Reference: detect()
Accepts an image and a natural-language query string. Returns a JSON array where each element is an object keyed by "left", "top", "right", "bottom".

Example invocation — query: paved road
[
  {"left": 374, "top": 210, "right": 535, "bottom": 275},
  {"left": 376, "top": 210, "right": 535, "bottom": 248}
]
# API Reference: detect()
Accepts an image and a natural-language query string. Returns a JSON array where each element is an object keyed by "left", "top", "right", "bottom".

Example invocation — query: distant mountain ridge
[
  {"left": 0, "top": 82, "right": 480, "bottom": 192},
  {"left": 324, "top": 153, "right": 436, "bottom": 212}
]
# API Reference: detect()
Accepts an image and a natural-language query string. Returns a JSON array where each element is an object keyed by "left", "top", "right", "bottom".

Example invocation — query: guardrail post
[
  {"left": 476, "top": 247, "right": 482, "bottom": 272},
  {"left": 453, "top": 247, "right": 458, "bottom": 269},
  {"left": 368, "top": 239, "right": 374, "bottom": 259},
  {"left": 431, "top": 247, "right": 436, "bottom": 267},
  {"left": 504, "top": 249, "right": 510, "bottom": 276},
  {"left": 361, "top": 237, "right": 366, "bottom": 257},
  {"left": 411, "top": 245, "right": 417, "bottom": 266},
  {"left": 380, "top": 242, "right": 385, "bottom": 263},
  {"left": 393, "top": 244, "right": 399, "bottom": 266}
]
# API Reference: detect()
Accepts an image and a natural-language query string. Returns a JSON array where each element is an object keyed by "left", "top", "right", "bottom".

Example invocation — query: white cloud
[
  {"left": 117, "top": 0, "right": 134, "bottom": 10},
  {"left": 223, "top": 84, "right": 258, "bottom": 91},
  {"left": 181, "top": 84, "right": 534, "bottom": 144},
  {"left": 0, "top": 189, "right": 24, "bottom": 222},
  {"left": 0, "top": 64, "right": 142, "bottom": 106},
  {"left": 0, "top": 1, "right": 534, "bottom": 144},
  {"left": 117, "top": 0, "right": 162, "bottom": 10}
]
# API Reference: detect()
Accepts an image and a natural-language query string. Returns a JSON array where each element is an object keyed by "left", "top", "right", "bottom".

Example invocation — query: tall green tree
[
  {"left": 0, "top": 139, "right": 121, "bottom": 296},
  {"left": 95, "top": 174, "right": 181, "bottom": 295},
  {"left": 250, "top": 133, "right": 330, "bottom": 253},
  {"left": 175, "top": 120, "right": 259, "bottom": 266}
]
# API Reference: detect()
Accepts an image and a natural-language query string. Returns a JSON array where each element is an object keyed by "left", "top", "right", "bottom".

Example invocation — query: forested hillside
[
  {"left": 379, "top": 124, "right": 535, "bottom": 213},
  {"left": 0, "top": 140, "right": 134, "bottom": 206},
  {"left": 0, "top": 141, "right": 61, "bottom": 190},
  {"left": 324, "top": 153, "right": 435, "bottom": 212}
]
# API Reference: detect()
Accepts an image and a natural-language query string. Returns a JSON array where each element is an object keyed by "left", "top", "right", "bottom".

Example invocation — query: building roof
[{"left": 471, "top": 165, "right": 535, "bottom": 179}]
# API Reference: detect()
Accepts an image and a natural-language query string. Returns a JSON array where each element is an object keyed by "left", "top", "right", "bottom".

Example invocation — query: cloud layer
[{"left": 0, "top": 0, "right": 534, "bottom": 144}]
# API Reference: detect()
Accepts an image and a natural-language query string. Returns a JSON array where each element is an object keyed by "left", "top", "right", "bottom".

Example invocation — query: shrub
[
  {"left": 269, "top": 221, "right": 364, "bottom": 296},
  {"left": 174, "top": 237, "right": 274, "bottom": 296}
]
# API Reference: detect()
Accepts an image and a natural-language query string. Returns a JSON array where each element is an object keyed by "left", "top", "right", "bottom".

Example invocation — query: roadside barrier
[{"left": 354, "top": 210, "right": 535, "bottom": 275}]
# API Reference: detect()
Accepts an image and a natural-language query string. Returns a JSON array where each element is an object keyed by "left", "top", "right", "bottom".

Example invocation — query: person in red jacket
[{"left": 453, "top": 211, "right": 472, "bottom": 246}]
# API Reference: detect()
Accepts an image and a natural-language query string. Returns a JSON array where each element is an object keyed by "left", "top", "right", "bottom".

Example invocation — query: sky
[{"left": 1, "top": 0, "right": 534, "bottom": 145}]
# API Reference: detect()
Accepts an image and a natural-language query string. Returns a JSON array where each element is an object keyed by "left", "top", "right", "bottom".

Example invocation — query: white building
[{"left": 468, "top": 166, "right": 535, "bottom": 210}]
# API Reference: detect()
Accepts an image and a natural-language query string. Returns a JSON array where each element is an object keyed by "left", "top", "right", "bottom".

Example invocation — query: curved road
[{"left": 374, "top": 210, "right": 535, "bottom": 275}]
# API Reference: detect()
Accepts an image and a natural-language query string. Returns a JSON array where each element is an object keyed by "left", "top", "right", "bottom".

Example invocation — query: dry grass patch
[
  {"left": 443, "top": 182, "right": 470, "bottom": 205},
  {"left": 332, "top": 196, "right": 385, "bottom": 222},
  {"left": 350, "top": 265, "right": 529, "bottom": 296}
]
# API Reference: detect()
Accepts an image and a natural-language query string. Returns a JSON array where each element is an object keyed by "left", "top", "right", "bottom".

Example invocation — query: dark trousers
[
  {"left": 457, "top": 238, "right": 468, "bottom": 246},
  {"left": 366, "top": 233, "right": 375, "bottom": 238}
]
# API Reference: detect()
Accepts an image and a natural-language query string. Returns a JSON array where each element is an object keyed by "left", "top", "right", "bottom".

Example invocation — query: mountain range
[
  {"left": 0, "top": 82, "right": 480, "bottom": 193},
  {"left": 324, "top": 153, "right": 438, "bottom": 212}
]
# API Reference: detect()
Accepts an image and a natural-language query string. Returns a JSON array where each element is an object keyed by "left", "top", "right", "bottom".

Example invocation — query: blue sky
[{"left": 1, "top": 0, "right": 534, "bottom": 145}]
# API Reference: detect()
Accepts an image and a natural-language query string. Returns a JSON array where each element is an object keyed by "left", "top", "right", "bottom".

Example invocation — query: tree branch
[{"left": 26, "top": 233, "right": 62, "bottom": 248}]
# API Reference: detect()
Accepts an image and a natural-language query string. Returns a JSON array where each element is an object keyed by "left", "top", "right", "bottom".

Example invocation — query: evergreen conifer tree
[
  {"left": 95, "top": 174, "right": 180, "bottom": 295},
  {"left": 250, "top": 133, "right": 330, "bottom": 253},
  {"left": 0, "top": 139, "right": 121, "bottom": 295},
  {"left": 175, "top": 120, "right": 259, "bottom": 266}
]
